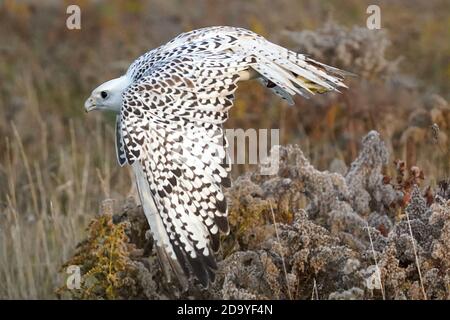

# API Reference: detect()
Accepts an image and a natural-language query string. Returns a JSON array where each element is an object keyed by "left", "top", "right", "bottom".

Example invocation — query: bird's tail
[{"left": 238, "top": 38, "right": 352, "bottom": 104}]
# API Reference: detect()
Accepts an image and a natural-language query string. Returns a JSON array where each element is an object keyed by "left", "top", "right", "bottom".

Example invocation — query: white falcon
[{"left": 84, "top": 26, "right": 349, "bottom": 288}]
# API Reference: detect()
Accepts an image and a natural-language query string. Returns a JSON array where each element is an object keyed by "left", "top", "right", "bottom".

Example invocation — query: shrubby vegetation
[
  {"left": 58, "top": 132, "right": 450, "bottom": 299},
  {"left": 0, "top": 0, "right": 448, "bottom": 299}
]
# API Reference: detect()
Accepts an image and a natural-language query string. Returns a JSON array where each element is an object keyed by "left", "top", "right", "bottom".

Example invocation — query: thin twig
[
  {"left": 405, "top": 209, "right": 427, "bottom": 300},
  {"left": 269, "top": 201, "right": 292, "bottom": 300},
  {"left": 311, "top": 278, "right": 319, "bottom": 300},
  {"left": 366, "top": 225, "right": 386, "bottom": 300}
]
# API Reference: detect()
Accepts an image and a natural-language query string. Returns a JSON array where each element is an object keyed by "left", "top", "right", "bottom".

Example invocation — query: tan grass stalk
[
  {"left": 269, "top": 201, "right": 292, "bottom": 300},
  {"left": 405, "top": 209, "right": 427, "bottom": 300},
  {"left": 311, "top": 278, "right": 319, "bottom": 300},
  {"left": 366, "top": 225, "right": 386, "bottom": 300}
]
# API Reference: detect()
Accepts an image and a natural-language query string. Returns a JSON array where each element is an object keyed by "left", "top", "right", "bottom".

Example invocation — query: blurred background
[{"left": 0, "top": 0, "right": 449, "bottom": 299}]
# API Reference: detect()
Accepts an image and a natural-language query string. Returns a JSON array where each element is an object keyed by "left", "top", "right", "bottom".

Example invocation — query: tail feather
[
  {"left": 259, "top": 78, "right": 295, "bottom": 104},
  {"left": 253, "top": 57, "right": 309, "bottom": 97},
  {"left": 238, "top": 38, "right": 350, "bottom": 101}
]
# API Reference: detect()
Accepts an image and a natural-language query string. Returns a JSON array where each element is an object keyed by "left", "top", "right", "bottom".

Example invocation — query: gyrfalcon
[{"left": 84, "top": 26, "right": 349, "bottom": 289}]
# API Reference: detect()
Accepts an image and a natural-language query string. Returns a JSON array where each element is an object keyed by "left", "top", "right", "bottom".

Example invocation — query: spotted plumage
[{"left": 85, "top": 26, "right": 350, "bottom": 289}]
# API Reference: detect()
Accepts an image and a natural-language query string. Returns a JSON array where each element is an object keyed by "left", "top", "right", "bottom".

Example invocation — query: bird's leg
[{"left": 238, "top": 68, "right": 259, "bottom": 81}]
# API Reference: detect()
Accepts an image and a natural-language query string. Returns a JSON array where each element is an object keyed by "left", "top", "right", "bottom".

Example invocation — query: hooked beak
[{"left": 84, "top": 97, "right": 96, "bottom": 113}]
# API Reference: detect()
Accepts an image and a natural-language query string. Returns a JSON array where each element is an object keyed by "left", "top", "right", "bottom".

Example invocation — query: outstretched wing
[
  {"left": 118, "top": 27, "right": 349, "bottom": 287},
  {"left": 120, "top": 52, "right": 245, "bottom": 287}
]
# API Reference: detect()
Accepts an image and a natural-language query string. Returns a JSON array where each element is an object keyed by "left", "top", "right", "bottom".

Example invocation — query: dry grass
[
  {"left": 366, "top": 224, "right": 386, "bottom": 300},
  {"left": 405, "top": 207, "right": 427, "bottom": 300},
  {"left": 0, "top": 114, "right": 129, "bottom": 299},
  {"left": 269, "top": 201, "right": 292, "bottom": 300}
]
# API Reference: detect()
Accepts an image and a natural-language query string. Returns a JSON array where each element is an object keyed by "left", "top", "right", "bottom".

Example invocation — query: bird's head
[{"left": 84, "top": 75, "right": 131, "bottom": 113}]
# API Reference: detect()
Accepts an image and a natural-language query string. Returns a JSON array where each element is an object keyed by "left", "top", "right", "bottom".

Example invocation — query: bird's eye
[{"left": 100, "top": 91, "right": 108, "bottom": 99}]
